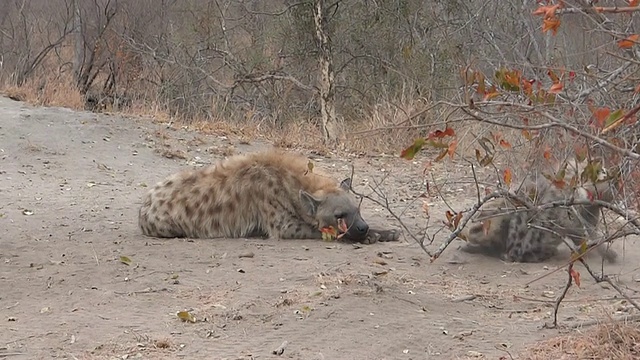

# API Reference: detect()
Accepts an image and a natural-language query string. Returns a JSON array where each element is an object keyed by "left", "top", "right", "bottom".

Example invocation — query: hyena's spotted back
[
  {"left": 138, "top": 150, "right": 400, "bottom": 243},
  {"left": 460, "top": 173, "right": 618, "bottom": 263}
]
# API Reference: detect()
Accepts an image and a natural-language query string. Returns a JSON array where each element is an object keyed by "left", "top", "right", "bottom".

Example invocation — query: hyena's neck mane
[{"left": 251, "top": 150, "right": 342, "bottom": 196}]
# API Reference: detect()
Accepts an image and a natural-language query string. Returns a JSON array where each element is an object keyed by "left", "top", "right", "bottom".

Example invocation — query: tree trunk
[
  {"left": 312, "top": 0, "right": 338, "bottom": 145},
  {"left": 72, "top": 0, "right": 85, "bottom": 91}
]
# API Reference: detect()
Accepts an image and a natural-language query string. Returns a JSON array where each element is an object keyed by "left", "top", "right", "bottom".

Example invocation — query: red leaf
[
  {"left": 570, "top": 268, "right": 581, "bottom": 288},
  {"left": 547, "top": 69, "right": 560, "bottom": 83},
  {"left": 445, "top": 211, "right": 454, "bottom": 223},
  {"left": 447, "top": 139, "right": 458, "bottom": 159},
  {"left": 503, "top": 168, "right": 513, "bottom": 186},
  {"left": 483, "top": 86, "right": 500, "bottom": 100},
  {"left": 532, "top": 4, "right": 560, "bottom": 19},
  {"left": 618, "top": 34, "right": 640, "bottom": 49},
  {"left": 453, "top": 212, "right": 463, "bottom": 228},
  {"left": 592, "top": 107, "right": 611, "bottom": 128},
  {"left": 522, "top": 79, "right": 534, "bottom": 95},
  {"left": 321, "top": 226, "right": 338, "bottom": 241},
  {"left": 542, "top": 16, "right": 561, "bottom": 35},
  {"left": 552, "top": 179, "right": 566, "bottom": 189},
  {"left": 549, "top": 82, "right": 563, "bottom": 94},
  {"left": 428, "top": 127, "right": 456, "bottom": 139}
]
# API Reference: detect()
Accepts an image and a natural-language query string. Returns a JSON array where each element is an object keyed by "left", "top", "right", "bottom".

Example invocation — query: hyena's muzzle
[{"left": 342, "top": 212, "right": 370, "bottom": 241}]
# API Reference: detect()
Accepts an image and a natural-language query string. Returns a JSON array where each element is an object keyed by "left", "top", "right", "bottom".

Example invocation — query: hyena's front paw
[
  {"left": 368, "top": 228, "right": 401, "bottom": 243},
  {"left": 350, "top": 229, "right": 402, "bottom": 245},
  {"left": 361, "top": 232, "right": 381, "bottom": 245}
]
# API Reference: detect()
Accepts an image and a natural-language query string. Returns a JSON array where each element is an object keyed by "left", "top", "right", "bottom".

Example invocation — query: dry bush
[
  {"left": 349, "top": 98, "right": 431, "bottom": 153},
  {"left": 0, "top": 0, "right": 493, "bottom": 152},
  {"left": 2, "top": 73, "right": 84, "bottom": 110},
  {"left": 521, "top": 320, "right": 640, "bottom": 360}
]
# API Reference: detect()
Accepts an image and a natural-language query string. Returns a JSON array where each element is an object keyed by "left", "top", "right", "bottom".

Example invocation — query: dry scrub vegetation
[
  {"left": 4, "top": 0, "right": 640, "bottom": 358},
  {"left": 522, "top": 320, "right": 640, "bottom": 360}
]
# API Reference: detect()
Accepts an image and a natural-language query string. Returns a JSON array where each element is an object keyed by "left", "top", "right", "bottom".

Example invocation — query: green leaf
[
  {"left": 579, "top": 240, "right": 588, "bottom": 254},
  {"left": 426, "top": 140, "right": 449, "bottom": 149},
  {"left": 177, "top": 311, "right": 197, "bottom": 323},
  {"left": 119, "top": 256, "right": 132, "bottom": 265},
  {"left": 475, "top": 148, "right": 494, "bottom": 167},
  {"left": 581, "top": 162, "right": 603, "bottom": 183},
  {"left": 400, "top": 138, "right": 426, "bottom": 160},
  {"left": 402, "top": 45, "right": 412, "bottom": 59},
  {"left": 605, "top": 109, "right": 624, "bottom": 128}
]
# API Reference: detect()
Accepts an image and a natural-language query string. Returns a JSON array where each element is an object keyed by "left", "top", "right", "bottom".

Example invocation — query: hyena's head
[
  {"left": 574, "top": 180, "right": 617, "bottom": 204},
  {"left": 299, "top": 178, "right": 370, "bottom": 240}
]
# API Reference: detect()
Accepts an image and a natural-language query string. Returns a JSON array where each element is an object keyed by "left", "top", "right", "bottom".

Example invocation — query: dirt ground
[{"left": 1, "top": 96, "right": 640, "bottom": 360}]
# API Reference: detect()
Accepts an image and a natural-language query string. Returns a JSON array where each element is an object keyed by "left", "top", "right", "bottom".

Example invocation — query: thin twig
[
  {"left": 602, "top": 276, "right": 640, "bottom": 312},
  {"left": 568, "top": 314, "right": 640, "bottom": 329},
  {"left": 458, "top": 104, "right": 640, "bottom": 161},
  {"left": 432, "top": 188, "right": 535, "bottom": 261},
  {"left": 347, "top": 165, "right": 432, "bottom": 255},
  {"left": 545, "top": 264, "right": 574, "bottom": 329}
]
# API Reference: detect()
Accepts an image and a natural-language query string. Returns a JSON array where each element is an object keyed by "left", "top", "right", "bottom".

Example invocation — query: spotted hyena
[
  {"left": 138, "top": 149, "right": 400, "bottom": 243},
  {"left": 458, "top": 161, "right": 618, "bottom": 263}
]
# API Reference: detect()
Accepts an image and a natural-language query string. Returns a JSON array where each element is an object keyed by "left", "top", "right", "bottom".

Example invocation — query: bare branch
[
  {"left": 232, "top": 71, "right": 318, "bottom": 93},
  {"left": 241, "top": 2, "right": 308, "bottom": 16},
  {"left": 455, "top": 102, "right": 640, "bottom": 161},
  {"left": 556, "top": 6, "right": 640, "bottom": 15},
  {"left": 570, "top": 61, "right": 633, "bottom": 101}
]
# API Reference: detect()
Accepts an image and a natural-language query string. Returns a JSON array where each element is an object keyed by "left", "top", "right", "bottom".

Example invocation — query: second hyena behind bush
[
  {"left": 138, "top": 149, "right": 400, "bottom": 243},
  {"left": 458, "top": 163, "right": 618, "bottom": 263}
]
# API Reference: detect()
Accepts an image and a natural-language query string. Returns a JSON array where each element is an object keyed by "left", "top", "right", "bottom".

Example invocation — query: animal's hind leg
[
  {"left": 505, "top": 228, "right": 558, "bottom": 263},
  {"left": 596, "top": 244, "right": 618, "bottom": 263},
  {"left": 460, "top": 243, "right": 507, "bottom": 259},
  {"left": 584, "top": 241, "right": 618, "bottom": 263}
]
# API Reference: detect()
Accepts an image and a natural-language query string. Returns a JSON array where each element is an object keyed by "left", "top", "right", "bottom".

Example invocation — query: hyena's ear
[
  {"left": 339, "top": 178, "right": 352, "bottom": 191},
  {"left": 300, "top": 190, "right": 322, "bottom": 216}
]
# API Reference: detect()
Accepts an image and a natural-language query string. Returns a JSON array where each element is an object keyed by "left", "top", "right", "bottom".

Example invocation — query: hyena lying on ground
[
  {"left": 138, "top": 149, "right": 400, "bottom": 243},
  {"left": 458, "top": 163, "right": 618, "bottom": 263}
]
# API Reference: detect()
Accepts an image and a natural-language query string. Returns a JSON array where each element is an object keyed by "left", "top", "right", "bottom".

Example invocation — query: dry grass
[
  {"left": 3, "top": 74, "right": 84, "bottom": 110},
  {"left": 0, "top": 74, "right": 440, "bottom": 154},
  {"left": 124, "top": 98, "right": 332, "bottom": 152},
  {"left": 520, "top": 320, "right": 640, "bottom": 360},
  {"left": 348, "top": 98, "right": 434, "bottom": 154},
  {"left": 0, "top": 66, "right": 579, "bottom": 161}
]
